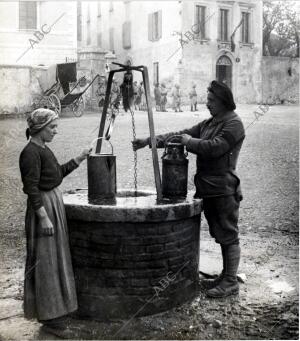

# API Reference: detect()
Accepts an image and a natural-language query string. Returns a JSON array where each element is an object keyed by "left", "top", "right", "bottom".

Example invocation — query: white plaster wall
[
  {"left": 0, "top": 1, "right": 77, "bottom": 66},
  {"left": 81, "top": 1, "right": 182, "bottom": 87},
  {"left": 0, "top": 65, "right": 47, "bottom": 114},
  {"left": 81, "top": 0, "right": 264, "bottom": 104}
]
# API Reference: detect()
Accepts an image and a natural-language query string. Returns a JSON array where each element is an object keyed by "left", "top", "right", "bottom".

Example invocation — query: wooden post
[
  {"left": 95, "top": 64, "right": 162, "bottom": 201},
  {"left": 96, "top": 71, "right": 115, "bottom": 153},
  {"left": 142, "top": 67, "right": 163, "bottom": 201}
]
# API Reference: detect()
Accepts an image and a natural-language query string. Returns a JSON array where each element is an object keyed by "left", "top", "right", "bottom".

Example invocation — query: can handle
[
  {"left": 163, "top": 134, "right": 188, "bottom": 157},
  {"left": 164, "top": 134, "right": 182, "bottom": 146},
  {"left": 89, "top": 137, "right": 114, "bottom": 155},
  {"left": 163, "top": 134, "right": 182, "bottom": 152}
]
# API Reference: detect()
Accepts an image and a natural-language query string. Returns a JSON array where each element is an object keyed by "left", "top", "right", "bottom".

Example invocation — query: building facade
[
  {"left": 80, "top": 0, "right": 263, "bottom": 103},
  {"left": 0, "top": 1, "right": 77, "bottom": 65}
]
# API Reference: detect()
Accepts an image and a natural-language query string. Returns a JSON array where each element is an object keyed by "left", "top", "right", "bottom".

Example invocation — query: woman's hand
[
  {"left": 132, "top": 138, "right": 148, "bottom": 151},
  {"left": 39, "top": 216, "right": 54, "bottom": 236},
  {"left": 35, "top": 207, "right": 54, "bottom": 236},
  {"left": 74, "top": 148, "right": 92, "bottom": 165}
]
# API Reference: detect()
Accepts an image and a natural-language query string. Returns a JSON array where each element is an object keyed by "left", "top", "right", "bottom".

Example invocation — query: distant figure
[
  {"left": 110, "top": 79, "right": 121, "bottom": 109},
  {"left": 139, "top": 81, "right": 147, "bottom": 111},
  {"left": 160, "top": 83, "right": 168, "bottom": 112},
  {"left": 189, "top": 84, "right": 198, "bottom": 112},
  {"left": 96, "top": 76, "right": 107, "bottom": 108},
  {"left": 133, "top": 81, "right": 139, "bottom": 110},
  {"left": 154, "top": 83, "right": 161, "bottom": 111},
  {"left": 120, "top": 71, "right": 134, "bottom": 112},
  {"left": 171, "top": 84, "right": 182, "bottom": 112}
]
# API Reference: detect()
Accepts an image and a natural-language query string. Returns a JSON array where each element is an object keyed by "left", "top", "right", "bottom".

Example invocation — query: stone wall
[
  {"left": 69, "top": 216, "right": 200, "bottom": 319},
  {"left": 64, "top": 189, "right": 201, "bottom": 320},
  {"left": 0, "top": 62, "right": 96, "bottom": 115},
  {"left": 262, "top": 57, "right": 299, "bottom": 104},
  {"left": 0, "top": 65, "right": 44, "bottom": 115}
]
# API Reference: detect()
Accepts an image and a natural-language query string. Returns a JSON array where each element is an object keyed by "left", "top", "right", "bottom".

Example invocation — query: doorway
[{"left": 216, "top": 55, "right": 232, "bottom": 88}]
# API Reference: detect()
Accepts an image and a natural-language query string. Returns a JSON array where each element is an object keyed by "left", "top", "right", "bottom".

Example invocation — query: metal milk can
[
  {"left": 162, "top": 135, "right": 188, "bottom": 198},
  {"left": 87, "top": 137, "right": 116, "bottom": 201}
]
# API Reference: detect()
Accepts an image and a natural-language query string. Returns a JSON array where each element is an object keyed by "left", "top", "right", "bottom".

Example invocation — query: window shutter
[
  {"left": 158, "top": 10, "right": 162, "bottom": 39},
  {"left": 19, "top": 1, "right": 37, "bottom": 29},
  {"left": 109, "top": 27, "right": 114, "bottom": 51},
  {"left": 218, "top": 9, "right": 221, "bottom": 40},
  {"left": 97, "top": 32, "right": 102, "bottom": 47},
  {"left": 148, "top": 13, "right": 153, "bottom": 41},
  {"left": 122, "top": 21, "right": 131, "bottom": 49},
  {"left": 201, "top": 6, "right": 206, "bottom": 39}
]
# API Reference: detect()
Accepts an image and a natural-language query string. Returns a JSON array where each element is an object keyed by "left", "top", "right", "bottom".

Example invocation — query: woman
[{"left": 19, "top": 108, "right": 90, "bottom": 335}]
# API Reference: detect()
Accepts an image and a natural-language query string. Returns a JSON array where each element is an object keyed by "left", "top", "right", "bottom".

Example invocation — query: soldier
[
  {"left": 96, "top": 76, "right": 106, "bottom": 108},
  {"left": 110, "top": 79, "right": 121, "bottom": 110},
  {"left": 160, "top": 83, "right": 168, "bottom": 112},
  {"left": 154, "top": 83, "right": 161, "bottom": 111},
  {"left": 171, "top": 84, "right": 182, "bottom": 112},
  {"left": 139, "top": 81, "right": 147, "bottom": 111},
  {"left": 132, "top": 80, "right": 245, "bottom": 298},
  {"left": 133, "top": 81, "right": 139, "bottom": 110},
  {"left": 189, "top": 84, "right": 198, "bottom": 112}
]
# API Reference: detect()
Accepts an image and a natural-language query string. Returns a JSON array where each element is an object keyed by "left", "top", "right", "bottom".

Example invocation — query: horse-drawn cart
[{"left": 34, "top": 62, "right": 99, "bottom": 117}]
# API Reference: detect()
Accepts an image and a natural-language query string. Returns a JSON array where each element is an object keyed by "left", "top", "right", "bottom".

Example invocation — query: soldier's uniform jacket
[{"left": 153, "top": 111, "right": 245, "bottom": 198}]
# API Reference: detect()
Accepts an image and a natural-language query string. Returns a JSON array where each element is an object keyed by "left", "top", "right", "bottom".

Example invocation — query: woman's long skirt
[{"left": 24, "top": 187, "right": 78, "bottom": 321}]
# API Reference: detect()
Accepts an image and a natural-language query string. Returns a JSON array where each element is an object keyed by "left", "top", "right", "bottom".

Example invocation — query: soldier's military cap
[{"left": 207, "top": 80, "right": 236, "bottom": 110}]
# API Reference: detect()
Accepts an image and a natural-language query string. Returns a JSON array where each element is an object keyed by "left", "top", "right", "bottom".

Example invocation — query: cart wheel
[
  {"left": 48, "top": 94, "right": 61, "bottom": 115},
  {"left": 72, "top": 97, "right": 84, "bottom": 117}
]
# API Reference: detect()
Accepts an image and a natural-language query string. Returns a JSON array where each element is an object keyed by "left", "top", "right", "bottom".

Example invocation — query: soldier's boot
[
  {"left": 206, "top": 244, "right": 240, "bottom": 298},
  {"left": 201, "top": 245, "right": 225, "bottom": 289}
]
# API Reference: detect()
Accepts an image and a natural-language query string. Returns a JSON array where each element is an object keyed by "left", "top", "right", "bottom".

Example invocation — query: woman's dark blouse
[{"left": 19, "top": 142, "right": 78, "bottom": 210}]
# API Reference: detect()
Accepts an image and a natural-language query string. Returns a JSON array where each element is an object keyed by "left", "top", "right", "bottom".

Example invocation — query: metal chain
[{"left": 129, "top": 107, "right": 138, "bottom": 195}]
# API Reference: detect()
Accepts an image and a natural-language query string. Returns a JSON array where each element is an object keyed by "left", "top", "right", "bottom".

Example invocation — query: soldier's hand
[
  {"left": 181, "top": 134, "right": 191, "bottom": 145},
  {"left": 132, "top": 138, "right": 148, "bottom": 151}
]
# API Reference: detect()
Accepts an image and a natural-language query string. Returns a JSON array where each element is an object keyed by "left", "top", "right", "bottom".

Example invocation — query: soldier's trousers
[{"left": 203, "top": 195, "right": 240, "bottom": 245}]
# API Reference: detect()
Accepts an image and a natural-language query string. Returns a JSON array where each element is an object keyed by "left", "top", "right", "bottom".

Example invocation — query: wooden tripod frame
[{"left": 95, "top": 62, "right": 162, "bottom": 201}]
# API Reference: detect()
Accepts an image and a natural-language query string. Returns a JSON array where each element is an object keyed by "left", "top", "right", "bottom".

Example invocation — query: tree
[{"left": 263, "top": 1, "right": 299, "bottom": 57}]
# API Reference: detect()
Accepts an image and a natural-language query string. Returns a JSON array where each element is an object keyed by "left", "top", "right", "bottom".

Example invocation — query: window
[
  {"left": 153, "top": 62, "right": 159, "bottom": 85},
  {"left": 86, "top": 5, "right": 91, "bottom": 45},
  {"left": 97, "top": 32, "right": 102, "bottom": 47},
  {"left": 97, "top": 2, "right": 101, "bottom": 17},
  {"left": 97, "top": 3, "right": 102, "bottom": 47},
  {"left": 87, "top": 23, "right": 91, "bottom": 45},
  {"left": 122, "top": 21, "right": 131, "bottom": 49},
  {"left": 148, "top": 10, "right": 162, "bottom": 41},
  {"left": 219, "top": 9, "right": 229, "bottom": 41},
  {"left": 109, "top": 27, "right": 114, "bottom": 51},
  {"left": 19, "top": 1, "right": 37, "bottom": 30},
  {"left": 77, "top": 2, "right": 82, "bottom": 42},
  {"left": 97, "top": 17, "right": 102, "bottom": 47},
  {"left": 241, "top": 12, "right": 250, "bottom": 43},
  {"left": 195, "top": 5, "right": 206, "bottom": 39}
]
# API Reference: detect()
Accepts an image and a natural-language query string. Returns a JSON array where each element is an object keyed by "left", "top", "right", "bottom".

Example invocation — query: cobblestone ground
[{"left": 0, "top": 104, "right": 298, "bottom": 340}]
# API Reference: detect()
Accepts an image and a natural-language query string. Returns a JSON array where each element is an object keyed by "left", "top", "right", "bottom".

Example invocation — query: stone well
[{"left": 64, "top": 189, "right": 202, "bottom": 320}]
